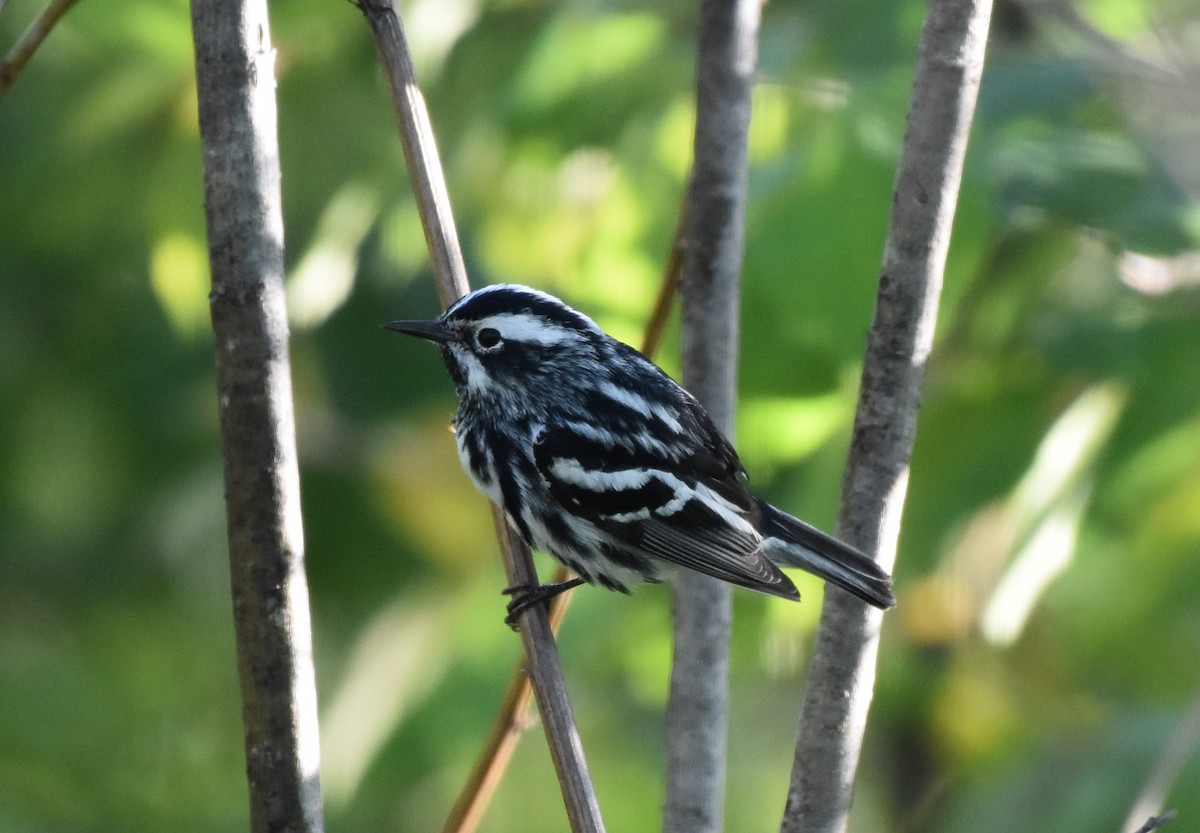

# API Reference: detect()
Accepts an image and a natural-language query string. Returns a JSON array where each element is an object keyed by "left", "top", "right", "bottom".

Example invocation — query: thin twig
[
  {"left": 640, "top": 194, "right": 688, "bottom": 360},
  {"left": 0, "top": 0, "right": 82, "bottom": 99},
  {"left": 191, "top": 0, "right": 324, "bottom": 829},
  {"left": 1132, "top": 810, "right": 1177, "bottom": 833},
  {"left": 443, "top": 208, "right": 687, "bottom": 833},
  {"left": 490, "top": 517, "right": 604, "bottom": 832},
  {"left": 441, "top": 566, "right": 574, "bottom": 833},
  {"left": 1123, "top": 687, "right": 1200, "bottom": 832},
  {"left": 353, "top": 1, "right": 604, "bottom": 830},
  {"left": 349, "top": 0, "right": 467, "bottom": 303},
  {"left": 780, "top": 1, "right": 993, "bottom": 832}
]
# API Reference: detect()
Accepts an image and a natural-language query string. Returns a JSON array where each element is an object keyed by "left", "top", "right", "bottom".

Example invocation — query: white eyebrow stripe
[{"left": 480, "top": 313, "right": 580, "bottom": 346}]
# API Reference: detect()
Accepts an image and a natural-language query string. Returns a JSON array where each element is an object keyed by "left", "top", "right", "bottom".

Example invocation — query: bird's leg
[{"left": 502, "top": 577, "right": 586, "bottom": 627}]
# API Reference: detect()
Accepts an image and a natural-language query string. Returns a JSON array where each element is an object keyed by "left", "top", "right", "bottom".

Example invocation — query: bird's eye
[{"left": 476, "top": 327, "right": 502, "bottom": 349}]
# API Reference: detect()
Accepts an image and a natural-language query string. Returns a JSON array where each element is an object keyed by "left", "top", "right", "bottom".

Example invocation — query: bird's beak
[{"left": 384, "top": 319, "right": 455, "bottom": 344}]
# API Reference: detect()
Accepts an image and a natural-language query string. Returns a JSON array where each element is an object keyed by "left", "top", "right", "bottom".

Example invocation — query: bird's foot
[{"left": 501, "top": 578, "right": 585, "bottom": 628}]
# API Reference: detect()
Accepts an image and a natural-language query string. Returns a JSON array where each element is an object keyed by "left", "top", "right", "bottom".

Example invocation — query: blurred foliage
[{"left": 2, "top": 0, "right": 1199, "bottom": 831}]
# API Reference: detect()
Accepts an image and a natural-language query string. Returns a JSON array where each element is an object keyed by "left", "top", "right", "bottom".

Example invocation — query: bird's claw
[{"left": 500, "top": 578, "right": 585, "bottom": 628}]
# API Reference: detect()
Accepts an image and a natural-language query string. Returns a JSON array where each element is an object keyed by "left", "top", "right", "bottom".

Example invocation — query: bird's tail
[{"left": 757, "top": 499, "right": 896, "bottom": 609}]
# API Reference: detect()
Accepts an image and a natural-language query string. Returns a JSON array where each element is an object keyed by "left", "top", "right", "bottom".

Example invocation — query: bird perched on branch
[{"left": 387, "top": 284, "right": 895, "bottom": 622}]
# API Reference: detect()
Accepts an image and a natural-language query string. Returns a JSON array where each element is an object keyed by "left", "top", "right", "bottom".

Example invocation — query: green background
[{"left": 2, "top": 0, "right": 1198, "bottom": 830}]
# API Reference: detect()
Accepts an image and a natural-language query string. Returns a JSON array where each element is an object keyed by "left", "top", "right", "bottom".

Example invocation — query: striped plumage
[{"left": 387, "top": 284, "right": 895, "bottom": 619}]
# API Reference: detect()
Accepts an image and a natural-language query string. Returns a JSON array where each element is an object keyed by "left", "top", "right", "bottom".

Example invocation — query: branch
[
  {"left": 1123, "top": 687, "right": 1200, "bottom": 832},
  {"left": 1131, "top": 811, "right": 1178, "bottom": 833},
  {"left": 442, "top": 570, "right": 575, "bottom": 833},
  {"left": 0, "top": 0, "right": 82, "bottom": 99},
  {"left": 190, "top": 0, "right": 324, "bottom": 830},
  {"left": 350, "top": 0, "right": 467, "bottom": 304},
  {"left": 665, "top": 1, "right": 760, "bottom": 831},
  {"left": 353, "top": 1, "right": 605, "bottom": 830},
  {"left": 641, "top": 192, "right": 688, "bottom": 361},
  {"left": 781, "top": 1, "right": 993, "bottom": 832}
]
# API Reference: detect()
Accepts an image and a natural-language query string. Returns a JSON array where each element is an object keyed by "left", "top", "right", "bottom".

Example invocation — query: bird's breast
[
  {"left": 454, "top": 418, "right": 502, "bottom": 505},
  {"left": 454, "top": 414, "right": 546, "bottom": 509}
]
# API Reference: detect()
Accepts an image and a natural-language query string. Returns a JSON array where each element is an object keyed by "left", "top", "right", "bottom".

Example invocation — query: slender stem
[
  {"left": 490, "top": 516, "right": 605, "bottom": 832},
  {"left": 780, "top": 1, "right": 993, "bottom": 831},
  {"left": 441, "top": 563, "right": 575, "bottom": 833},
  {"left": 1122, "top": 687, "right": 1200, "bottom": 832},
  {"left": 190, "top": 0, "right": 324, "bottom": 829},
  {"left": 350, "top": 0, "right": 468, "bottom": 306},
  {"left": 0, "top": 0, "right": 82, "bottom": 99},
  {"left": 640, "top": 194, "right": 688, "bottom": 360},
  {"left": 1131, "top": 811, "right": 1178, "bottom": 833},
  {"left": 665, "top": 1, "right": 760, "bottom": 831},
  {"left": 353, "top": 1, "right": 604, "bottom": 830}
]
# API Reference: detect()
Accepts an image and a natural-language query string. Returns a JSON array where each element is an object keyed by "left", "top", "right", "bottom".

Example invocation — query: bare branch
[
  {"left": 190, "top": 0, "right": 324, "bottom": 829},
  {"left": 490, "top": 518, "right": 605, "bottom": 832},
  {"left": 0, "top": 0, "right": 82, "bottom": 99},
  {"left": 781, "top": 0, "right": 993, "bottom": 831},
  {"left": 641, "top": 195, "right": 688, "bottom": 361},
  {"left": 1132, "top": 816, "right": 1180, "bottom": 833},
  {"left": 350, "top": 0, "right": 468, "bottom": 306},
  {"left": 1131, "top": 810, "right": 1178, "bottom": 833},
  {"left": 353, "top": 1, "right": 604, "bottom": 830},
  {"left": 665, "top": 1, "right": 760, "bottom": 831},
  {"left": 1124, "top": 688, "right": 1200, "bottom": 832},
  {"left": 442, "top": 571, "right": 575, "bottom": 833}
]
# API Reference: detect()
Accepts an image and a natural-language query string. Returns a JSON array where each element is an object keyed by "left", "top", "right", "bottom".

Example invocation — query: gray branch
[
  {"left": 352, "top": 0, "right": 469, "bottom": 303},
  {"left": 1132, "top": 811, "right": 1178, "bottom": 833},
  {"left": 353, "top": 2, "right": 605, "bottom": 830},
  {"left": 664, "top": 1, "right": 760, "bottom": 832},
  {"left": 190, "top": 0, "right": 324, "bottom": 830},
  {"left": 781, "top": 1, "right": 993, "bottom": 832}
]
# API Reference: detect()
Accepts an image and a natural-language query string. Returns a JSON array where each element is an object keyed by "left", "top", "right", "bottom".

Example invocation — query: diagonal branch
[
  {"left": 781, "top": 1, "right": 994, "bottom": 831},
  {"left": 0, "top": 0, "right": 82, "bottom": 99},
  {"left": 352, "top": 1, "right": 604, "bottom": 830},
  {"left": 350, "top": 0, "right": 468, "bottom": 305},
  {"left": 1131, "top": 810, "right": 1178, "bottom": 833},
  {"left": 1122, "top": 685, "right": 1200, "bottom": 832},
  {"left": 1132, "top": 816, "right": 1180, "bottom": 833},
  {"left": 441, "top": 571, "right": 575, "bottom": 833}
]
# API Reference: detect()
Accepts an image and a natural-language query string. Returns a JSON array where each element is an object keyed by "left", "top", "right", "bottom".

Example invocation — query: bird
[{"left": 386, "top": 284, "right": 895, "bottom": 622}]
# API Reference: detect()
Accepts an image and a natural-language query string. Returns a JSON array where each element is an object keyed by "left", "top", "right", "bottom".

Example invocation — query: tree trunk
[{"left": 191, "top": 0, "right": 325, "bottom": 829}]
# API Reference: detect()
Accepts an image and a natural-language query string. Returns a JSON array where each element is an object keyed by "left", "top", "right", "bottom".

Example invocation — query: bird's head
[{"left": 386, "top": 284, "right": 607, "bottom": 407}]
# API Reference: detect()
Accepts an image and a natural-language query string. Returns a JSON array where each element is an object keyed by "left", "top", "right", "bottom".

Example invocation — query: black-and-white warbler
[{"left": 387, "top": 284, "right": 895, "bottom": 620}]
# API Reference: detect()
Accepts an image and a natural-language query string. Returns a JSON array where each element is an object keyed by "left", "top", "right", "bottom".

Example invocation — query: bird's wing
[{"left": 532, "top": 411, "right": 799, "bottom": 601}]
